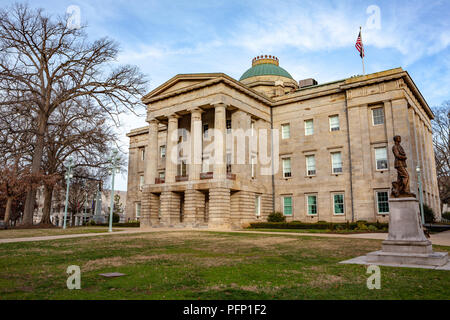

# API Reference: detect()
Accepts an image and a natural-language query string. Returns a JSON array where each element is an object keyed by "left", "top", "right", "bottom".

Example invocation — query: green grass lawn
[
  {"left": 0, "top": 227, "right": 120, "bottom": 239},
  {"left": 244, "top": 228, "right": 387, "bottom": 234},
  {"left": 0, "top": 231, "right": 449, "bottom": 299}
]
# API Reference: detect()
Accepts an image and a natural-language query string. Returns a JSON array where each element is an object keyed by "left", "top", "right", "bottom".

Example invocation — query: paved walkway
[{"left": 1, "top": 228, "right": 450, "bottom": 247}]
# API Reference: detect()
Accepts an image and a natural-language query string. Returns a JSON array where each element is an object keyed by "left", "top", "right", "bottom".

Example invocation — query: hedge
[
  {"left": 88, "top": 222, "right": 140, "bottom": 227},
  {"left": 248, "top": 221, "right": 388, "bottom": 231}
]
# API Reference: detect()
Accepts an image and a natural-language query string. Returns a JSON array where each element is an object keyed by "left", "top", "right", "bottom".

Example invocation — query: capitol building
[{"left": 126, "top": 55, "right": 441, "bottom": 228}]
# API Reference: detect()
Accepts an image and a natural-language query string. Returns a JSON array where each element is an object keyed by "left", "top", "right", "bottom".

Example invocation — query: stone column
[
  {"left": 231, "top": 110, "right": 251, "bottom": 179},
  {"left": 208, "top": 187, "right": 231, "bottom": 228},
  {"left": 189, "top": 108, "right": 203, "bottom": 180},
  {"left": 165, "top": 114, "right": 179, "bottom": 184},
  {"left": 160, "top": 191, "right": 180, "bottom": 226},
  {"left": 184, "top": 189, "right": 203, "bottom": 226},
  {"left": 144, "top": 119, "right": 159, "bottom": 185},
  {"left": 213, "top": 104, "right": 227, "bottom": 180}
]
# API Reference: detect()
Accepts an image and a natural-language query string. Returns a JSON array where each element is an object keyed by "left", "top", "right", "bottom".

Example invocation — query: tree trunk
[
  {"left": 39, "top": 184, "right": 54, "bottom": 226},
  {"left": 3, "top": 197, "right": 13, "bottom": 228},
  {"left": 22, "top": 112, "right": 48, "bottom": 226}
]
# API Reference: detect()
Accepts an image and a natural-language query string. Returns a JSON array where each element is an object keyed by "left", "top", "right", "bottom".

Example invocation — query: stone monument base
[{"left": 364, "top": 197, "right": 448, "bottom": 267}]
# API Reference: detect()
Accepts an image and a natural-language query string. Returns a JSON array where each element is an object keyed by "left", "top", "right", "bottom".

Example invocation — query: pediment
[{"left": 142, "top": 74, "right": 224, "bottom": 101}]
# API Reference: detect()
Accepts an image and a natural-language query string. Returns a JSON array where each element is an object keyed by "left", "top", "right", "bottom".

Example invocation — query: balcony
[
  {"left": 200, "top": 172, "right": 213, "bottom": 180},
  {"left": 155, "top": 178, "right": 165, "bottom": 184},
  {"left": 175, "top": 175, "right": 189, "bottom": 182}
]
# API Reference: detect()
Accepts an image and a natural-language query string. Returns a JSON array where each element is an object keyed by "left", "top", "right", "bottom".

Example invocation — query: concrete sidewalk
[{"left": 1, "top": 227, "right": 449, "bottom": 247}]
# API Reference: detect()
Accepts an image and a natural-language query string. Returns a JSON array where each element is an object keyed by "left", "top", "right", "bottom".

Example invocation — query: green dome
[{"left": 239, "top": 63, "right": 294, "bottom": 81}]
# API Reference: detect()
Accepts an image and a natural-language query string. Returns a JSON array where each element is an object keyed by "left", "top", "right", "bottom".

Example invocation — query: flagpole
[{"left": 360, "top": 26, "right": 365, "bottom": 75}]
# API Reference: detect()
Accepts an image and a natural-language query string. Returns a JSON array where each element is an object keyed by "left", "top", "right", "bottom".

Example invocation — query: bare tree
[
  {"left": 39, "top": 98, "right": 119, "bottom": 225},
  {"left": 432, "top": 101, "right": 450, "bottom": 207},
  {"left": 0, "top": 4, "right": 147, "bottom": 225}
]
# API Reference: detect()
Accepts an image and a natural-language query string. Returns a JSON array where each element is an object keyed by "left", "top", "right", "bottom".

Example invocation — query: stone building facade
[{"left": 126, "top": 55, "right": 441, "bottom": 228}]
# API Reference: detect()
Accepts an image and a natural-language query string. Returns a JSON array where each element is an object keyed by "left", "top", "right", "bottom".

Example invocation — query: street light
[
  {"left": 63, "top": 157, "right": 74, "bottom": 230},
  {"left": 416, "top": 164, "right": 425, "bottom": 225},
  {"left": 108, "top": 149, "right": 120, "bottom": 233}
]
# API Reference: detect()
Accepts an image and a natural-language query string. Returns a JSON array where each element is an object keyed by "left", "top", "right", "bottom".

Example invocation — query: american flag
[{"left": 355, "top": 30, "right": 364, "bottom": 58}]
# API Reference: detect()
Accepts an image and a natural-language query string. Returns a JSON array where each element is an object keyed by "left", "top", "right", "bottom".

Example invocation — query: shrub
[
  {"left": 423, "top": 204, "right": 435, "bottom": 223},
  {"left": 356, "top": 221, "right": 368, "bottom": 231},
  {"left": 113, "top": 213, "right": 120, "bottom": 223},
  {"left": 442, "top": 212, "right": 450, "bottom": 220},
  {"left": 367, "top": 225, "right": 378, "bottom": 231},
  {"left": 267, "top": 212, "right": 286, "bottom": 222}
]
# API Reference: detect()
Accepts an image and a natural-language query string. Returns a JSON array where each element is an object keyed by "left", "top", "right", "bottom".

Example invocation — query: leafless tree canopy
[
  {"left": 0, "top": 3, "right": 148, "bottom": 225},
  {"left": 432, "top": 102, "right": 450, "bottom": 206}
]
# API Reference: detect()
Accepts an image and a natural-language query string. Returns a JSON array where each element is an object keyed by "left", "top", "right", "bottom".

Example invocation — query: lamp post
[
  {"left": 416, "top": 165, "right": 425, "bottom": 225},
  {"left": 63, "top": 157, "right": 74, "bottom": 229},
  {"left": 108, "top": 149, "right": 120, "bottom": 233}
]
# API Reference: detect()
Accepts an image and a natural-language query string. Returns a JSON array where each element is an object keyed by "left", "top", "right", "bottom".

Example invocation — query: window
[
  {"left": 372, "top": 107, "right": 384, "bottom": 125},
  {"left": 226, "top": 119, "right": 232, "bottom": 133},
  {"left": 331, "top": 152, "right": 343, "bottom": 173},
  {"left": 329, "top": 115, "right": 340, "bottom": 131},
  {"left": 281, "top": 123, "right": 290, "bottom": 139},
  {"left": 333, "top": 194, "right": 345, "bottom": 215},
  {"left": 177, "top": 160, "right": 187, "bottom": 176},
  {"left": 305, "top": 119, "right": 314, "bottom": 135},
  {"left": 140, "top": 147, "right": 145, "bottom": 161},
  {"left": 306, "top": 155, "right": 316, "bottom": 176},
  {"left": 282, "top": 157, "right": 291, "bottom": 178},
  {"left": 226, "top": 153, "right": 232, "bottom": 173},
  {"left": 139, "top": 175, "right": 144, "bottom": 190},
  {"left": 251, "top": 155, "right": 256, "bottom": 178},
  {"left": 255, "top": 195, "right": 261, "bottom": 216},
  {"left": 376, "top": 191, "right": 389, "bottom": 214},
  {"left": 375, "top": 147, "right": 388, "bottom": 170},
  {"left": 160, "top": 145, "right": 166, "bottom": 158},
  {"left": 159, "top": 171, "right": 165, "bottom": 179},
  {"left": 283, "top": 196, "right": 293, "bottom": 216},
  {"left": 203, "top": 124, "right": 209, "bottom": 138},
  {"left": 135, "top": 202, "right": 141, "bottom": 218},
  {"left": 307, "top": 195, "right": 317, "bottom": 215},
  {"left": 202, "top": 155, "right": 210, "bottom": 173}
]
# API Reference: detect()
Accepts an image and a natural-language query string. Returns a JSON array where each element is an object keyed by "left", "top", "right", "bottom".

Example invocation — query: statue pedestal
[{"left": 366, "top": 197, "right": 448, "bottom": 266}]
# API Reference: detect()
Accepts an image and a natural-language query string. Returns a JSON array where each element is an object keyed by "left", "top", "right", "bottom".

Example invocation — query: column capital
[
  {"left": 212, "top": 102, "right": 229, "bottom": 109},
  {"left": 187, "top": 107, "right": 205, "bottom": 114},
  {"left": 146, "top": 117, "right": 159, "bottom": 125},
  {"left": 167, "top": 113, "right": 181, "bottom": 121}
]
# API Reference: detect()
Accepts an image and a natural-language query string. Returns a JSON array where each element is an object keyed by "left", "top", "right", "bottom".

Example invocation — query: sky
[{"left": 2, "top": 0, "right": 449, "bottom": 191}]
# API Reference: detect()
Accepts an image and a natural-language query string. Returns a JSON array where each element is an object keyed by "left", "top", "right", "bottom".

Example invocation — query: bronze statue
[{"left": 391, "top": 135, "right": 415, "bottom": 198}]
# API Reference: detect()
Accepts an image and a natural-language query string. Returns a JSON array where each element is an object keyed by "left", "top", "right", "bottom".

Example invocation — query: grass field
[
  {"left": 0, "top": 230, "right": 449, "bottom": 299},
  {"left": 0, "top": 227, "right": 119, "bottom": 239}
]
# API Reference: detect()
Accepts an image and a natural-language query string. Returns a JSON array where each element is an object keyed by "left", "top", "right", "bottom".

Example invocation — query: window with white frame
[
  {"left": 255, "top": 194, "right": 261, "bottom": 216},
  {"left": 333, "top": 193, "right": 345, "bottom": 215},
  {"left": 177, "top": 160, "right": 187, "bottom": 176},
  {"left": 281, "top": 123, "right": 290, "bottom": 139},
  {"left": 135, "top": 202, "right": 141, "bottom": 218},
  {"left": 329, "top": 115, "right": 340, "bottom": 131},
  {"left": 139, "top": 175, "right": 144, "bottom": 190},
  {"left": 251, "top": 155, "right": 256, "bottom": 178},
  {"left": 283, "top": 196, "right": 293, "bottom": 216},
  {"left": 372, "top": 107, "right": 385, "bottom": 125},
  {"left": 376, "top": 190, "right": 389, "bottom": 214},
  {"left": 159, "top": 171, "right": 165, "bottom": 180},
  {"left": 305, "top": 119, "right": 314, "bottom": 135},
  {"left": 282, "top": 157, "right": 291, "bottom": 178},
  {"left": 306, "top": 195, "right": 317, "bottom": 215},
  {"left": 306, "top": 155, "right": 316, "bottom": 176},
  {"left": 375, "top": 147, "right": 388, "bottom": 170},
  {"left": 160, "top": 145, "right": 166, "bottom": 158},
  {"left": 226, "top": 153, "right": 232, "bottom": 173},
  {"left": 331, "top": 152, "right": 343, "bottom": 173},
  {"left": 140, "top": 147, "right": 145, "bottom": 161},
  {"left": 202, "top": 155, "right": 210, "bottom": 173}
]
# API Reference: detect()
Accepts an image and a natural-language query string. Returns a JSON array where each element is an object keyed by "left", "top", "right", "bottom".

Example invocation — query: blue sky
[{"left": 2, "top": 0, "right": 449, "bottom": 190}]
